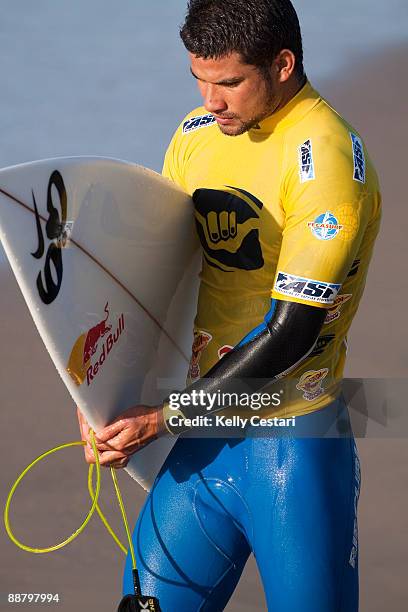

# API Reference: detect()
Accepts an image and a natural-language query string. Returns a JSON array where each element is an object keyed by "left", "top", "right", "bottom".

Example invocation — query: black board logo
[
  {"left": 192, "top": 186, "right": 264, "bottom": 271},
  {"left": 31, "top": 170, "right": 69, "bottom": 305}
]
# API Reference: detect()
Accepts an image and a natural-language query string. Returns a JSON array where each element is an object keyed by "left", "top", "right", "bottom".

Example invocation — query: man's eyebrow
[{"left": 190, "top": 67, "right": 244, "bottom": 86}]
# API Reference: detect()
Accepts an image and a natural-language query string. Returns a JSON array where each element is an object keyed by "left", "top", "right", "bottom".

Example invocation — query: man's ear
[{"left": 275, "top": 49, "right": 296, "bottom": 83}]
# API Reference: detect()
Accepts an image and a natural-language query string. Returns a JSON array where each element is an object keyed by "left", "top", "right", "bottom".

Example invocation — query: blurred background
[{"left": 1, "top": 1, "right": 407, "bottom": 610}]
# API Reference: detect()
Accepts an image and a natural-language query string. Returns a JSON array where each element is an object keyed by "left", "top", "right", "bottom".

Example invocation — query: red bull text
[{"left": 66, "top": 303, "right": 125, "bottom": 387}]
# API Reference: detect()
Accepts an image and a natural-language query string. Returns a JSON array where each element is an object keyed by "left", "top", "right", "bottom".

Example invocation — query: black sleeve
[{"left": 163, "top": 299, "right": 327, "bottom": 433}]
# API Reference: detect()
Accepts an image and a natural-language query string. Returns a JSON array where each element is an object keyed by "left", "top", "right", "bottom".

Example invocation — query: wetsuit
[{"left": 123, "top": 81, "right": 381, "bottom": 610}]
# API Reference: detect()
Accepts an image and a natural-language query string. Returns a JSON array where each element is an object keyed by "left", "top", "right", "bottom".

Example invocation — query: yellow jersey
[{"left": 162, "top": 81, "right": 381, "bottom": 418}]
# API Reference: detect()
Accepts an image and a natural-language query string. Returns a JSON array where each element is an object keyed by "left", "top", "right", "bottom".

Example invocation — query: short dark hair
[{"left": 180, "top": 0, "right": 304, "bottom": 78}]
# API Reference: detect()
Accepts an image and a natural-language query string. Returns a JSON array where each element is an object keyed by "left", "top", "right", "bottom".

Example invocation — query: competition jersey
[{"left": 162, "top": 81, "right": 381, "bottom": 418}]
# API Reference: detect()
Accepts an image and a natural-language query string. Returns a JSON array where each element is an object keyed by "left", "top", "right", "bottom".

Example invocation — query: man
[{"left": 78, "top": 1, "right": 381, "bottom": 609}]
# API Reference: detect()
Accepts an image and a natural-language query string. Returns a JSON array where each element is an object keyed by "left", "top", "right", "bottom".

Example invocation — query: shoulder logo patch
[
  {"left": 274, "top": 271, "right": 341, "bottom": 305},
  {"left": 308, "top": 211, "right": 343, "bottom": 241},
  {"left": 298, "top": 139, "right": 315, "bottom": 183},
  {"left": 182, "top": 114, "right": 216, "bottom": 134},
  {"left": 350, "top": 133, "right": 366, "bottom": 184}
]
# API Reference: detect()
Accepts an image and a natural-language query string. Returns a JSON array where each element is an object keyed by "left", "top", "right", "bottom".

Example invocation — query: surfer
[{"left": 78, "top": 1, "right": 381, "bottom": 609}]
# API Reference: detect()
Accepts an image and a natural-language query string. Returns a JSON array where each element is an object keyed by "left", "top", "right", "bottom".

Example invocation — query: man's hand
[
  {"left": 76, "top": 405, "right": 167, "bottom": 469},
  {"left": 77, "top": 406, "right": 97, "bottom": 465}
]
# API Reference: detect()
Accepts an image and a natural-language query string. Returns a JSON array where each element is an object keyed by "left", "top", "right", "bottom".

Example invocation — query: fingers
[
  {"left": 83, "top": 446, "right": 128, "bottom": 467},
  {"left": 97, "top": 450, "right": 128, "bottom": 465},
  {"left": 77, "top": 409, "right": 101, "bottom": 463},
  {"left": 77, "top": 406, "right": 92, "bottom": 441},
  {"left": 93, "top": 419, "right": 125, "bottom": 443},
  {"left": 79, "top": 422, "right": 90, "bottom": 444},
  {"left": 92, "top": 431, "right": 129, "bottom": 452},
  {"left": 82, "top": 440, "right": 132, "bottom": 467},
  {"left": 76, "top": 405, "right": 156, "bottom": 467},
  {"left": 105, "top": 457, "right": 130, "bottom": 469},
  {"left": 77, "top": 407, "right": 93, "bottom": 464},
  {"left": 84, "top": 442, "right": 97, "bottom": 464},
  {"left": 76, "top": 408, "right": 128, "bottom": 465},
  {"left": 90, "top": 419, "right": 136, "bottom": 452}
]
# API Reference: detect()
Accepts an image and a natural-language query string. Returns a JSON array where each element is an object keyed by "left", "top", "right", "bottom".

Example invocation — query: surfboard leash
[{"left": 3, "top": 433, "right": 161, "bottom": 612}]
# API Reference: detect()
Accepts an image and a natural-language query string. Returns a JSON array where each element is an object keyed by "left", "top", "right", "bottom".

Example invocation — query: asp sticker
[
  {"left": 274, "top": 271, "right": 340, "bottom": 305},
  {"left": 350, "top": 132, "right": 366, "bottom": 183},
  {"left": 298, "top": 139, "right": 315, "bottom": 183},
  {"left": 183, "top": 114, "right": 216, "bottom": 134}
]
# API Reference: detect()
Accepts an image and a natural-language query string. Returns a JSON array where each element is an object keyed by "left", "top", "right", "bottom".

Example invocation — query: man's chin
[
  {"left": 216, "top": 122, "right": 248, "bottom": 137},
  {"left": 216, "top": 118, "right": 258, "bottom": 137}
]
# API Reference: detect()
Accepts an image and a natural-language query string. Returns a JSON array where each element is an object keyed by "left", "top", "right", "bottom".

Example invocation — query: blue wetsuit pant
[{"left": 123, "top": 396, "right": 360, "bottom": 611}]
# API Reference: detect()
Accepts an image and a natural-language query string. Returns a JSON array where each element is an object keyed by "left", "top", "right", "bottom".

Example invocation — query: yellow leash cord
[
  {"left": 3, "top": 431, "right": 135, "bottom": 569},
  {"left": 88, "top": 463, "right": 127, "bottom": 556}
]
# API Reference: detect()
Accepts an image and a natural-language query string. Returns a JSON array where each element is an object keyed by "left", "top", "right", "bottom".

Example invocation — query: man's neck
[{"left": 275, "top": 74, "right": 307, "bottom": 114}]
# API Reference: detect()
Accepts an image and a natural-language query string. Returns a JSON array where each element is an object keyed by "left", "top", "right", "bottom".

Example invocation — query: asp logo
[
  {"left": 182, "top": 114, "right": 216, "bottom": 134},
  {"left": 193, "top": 186, "right": 264, "bottom": 271},
  {"left": 350, "top": 132, "right": 366, "bottom": 184},
  {"left": 298, "top": 138, "right": 315, "bottom": 183},
  {"left": 274, "top": 272, "right": 340, "bottom": 305}
]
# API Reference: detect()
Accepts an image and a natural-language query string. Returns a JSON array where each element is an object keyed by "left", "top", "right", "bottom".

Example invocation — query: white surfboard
[{"left": 0, "top": 157, "right": 200, "bottom": 490}]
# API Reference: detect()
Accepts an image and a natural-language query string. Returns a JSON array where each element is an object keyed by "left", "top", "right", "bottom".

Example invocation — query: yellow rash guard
[{"left": 162, "top": 81, "right": 381, "bottom": 418}]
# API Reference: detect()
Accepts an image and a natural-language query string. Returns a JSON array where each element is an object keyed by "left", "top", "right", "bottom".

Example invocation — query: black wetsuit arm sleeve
[{"left": 163, "top": 299, "right": 327, "bottom": 433}]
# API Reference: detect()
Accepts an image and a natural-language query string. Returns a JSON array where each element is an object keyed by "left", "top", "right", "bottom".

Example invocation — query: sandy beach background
[{"left": 1, "top": 2, "right": 407, "bottom": 610}]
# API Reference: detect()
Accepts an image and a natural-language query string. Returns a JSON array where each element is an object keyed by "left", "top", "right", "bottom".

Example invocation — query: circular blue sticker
[{"left": 308, "top": 211, "right": 343, "bottom": 241}]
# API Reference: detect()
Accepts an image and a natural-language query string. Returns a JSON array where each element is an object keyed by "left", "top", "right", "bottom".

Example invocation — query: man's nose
[{"left": 202, "top": 83, "right": 227, "bottom": 114}]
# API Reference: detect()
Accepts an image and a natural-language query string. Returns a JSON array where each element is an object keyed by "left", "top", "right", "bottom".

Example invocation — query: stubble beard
[
  {"left": 216, "top": 77, "right": 278, "bottom": 137},
  {"left": 217, "top": 117, "right": 262, "bottom": 136},
  {"left": 217, "top": 115, "right": 265, "bottom": 136}
]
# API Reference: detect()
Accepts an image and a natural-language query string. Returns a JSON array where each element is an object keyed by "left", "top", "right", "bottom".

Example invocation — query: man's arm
[
  {"left": 77, "top": 298, "right": 325, "bottom": 466},
  {"left": 162, "top": 298, "right": 326, "bottom": 433}
]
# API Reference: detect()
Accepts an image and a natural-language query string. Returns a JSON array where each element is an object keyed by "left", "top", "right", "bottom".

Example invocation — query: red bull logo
[
  {"left": 296, "top": 368, "right": 329, "bottom": 401},
  {"left": 82, "top": 302, "right": 112, "bottom": 364},
  {"left": 67, "top": 302, "right": 125, "bottom": 387},
  {"left": 325, "top": 294, "right": 352, "bottom": 324}
]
